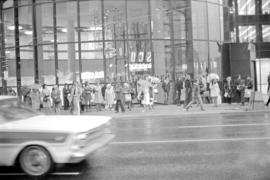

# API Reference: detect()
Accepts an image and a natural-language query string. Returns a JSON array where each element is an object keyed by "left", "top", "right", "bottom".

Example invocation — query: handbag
[{"left": 125, "top": 94, "right": 132, "bottom": 102}]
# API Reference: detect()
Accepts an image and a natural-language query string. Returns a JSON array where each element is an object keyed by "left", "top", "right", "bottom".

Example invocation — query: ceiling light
[
  {"left": 24, "top": 30, "right": 33, "bottom": 35},
  {"left": 7, "top": 25, "right": 22, "bottom": 30}
]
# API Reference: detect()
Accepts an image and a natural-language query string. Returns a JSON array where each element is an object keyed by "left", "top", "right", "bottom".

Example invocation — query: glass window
[
  {"left": 262, "top": 25, "right": 270, "bottom": 42},
  {"left": 104, "top": 0, "right": 126, "bottom": 40},
  {"left": 36, "top": 3, "right": 54, "bottom": 45},
  {"left": 5, "top": 48, "right": 16, "bottom": 87},
  {"left": 58, "top": 43, "right": 80, "bottom": 84},
  {"left": 80, "top": 0, "right": 102, "bottom": 42},
  {"left": 239, "top": 25, "right": 256, "bottom": 43},
  {"left": 127, "top": 0, "right": 150, "bottom": 41},
  {"left": 19, "top": 6, "right": 33, "bottom": 46},
  {"left": 41, "top": 45, "right": 56, "bottom": 85},
  {"left": 81, "top": 42, "right": 104, "bottom": 82},
  {"left": 192, "top": 1, "right": 208, "bottom": 40},
  {"left": 3, "top": 0, "right": 13, "bottom": 9},
  {"left": 193, "top": 41, "right": 208, "bottom": 76},
  {"left": 208, "top": 3, "right": 222, "bottom": 41},
  {"left": 262, "top": 0, "right": 270, "bottom": 14},
  {"left": 20, "top": 46, "right": 34, "bottom": 86},
  {"left": 3, "top": 9, "right": 15, "bottom": 48},
  {"left": 56, "top": 1, "right": 78, "bottom": 43},
  {"left": 238, "top": 0, "right": 255, "bottom": 15}
]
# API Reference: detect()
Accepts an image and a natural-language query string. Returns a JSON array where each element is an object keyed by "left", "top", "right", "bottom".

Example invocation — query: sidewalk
[{"left": 59, "top": 102, "right": 268, "bottom": 118}]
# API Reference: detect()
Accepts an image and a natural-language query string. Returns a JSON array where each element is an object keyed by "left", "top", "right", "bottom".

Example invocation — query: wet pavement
[{"left": 2, "top": 111, "right": 270, "bottom": 180}]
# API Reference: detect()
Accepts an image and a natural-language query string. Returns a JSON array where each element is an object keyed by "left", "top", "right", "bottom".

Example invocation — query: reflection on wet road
[{"left": 2, "top": 112, "right": 270, "bottom": 180}]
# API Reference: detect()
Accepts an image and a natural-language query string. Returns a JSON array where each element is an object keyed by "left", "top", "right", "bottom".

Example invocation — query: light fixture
[
  {"left": 7, "top": 25, "right": 22, "bottom": 30},
  {"left": 61, "top": 28, "right": 67, "bottom": 33},
  {"left": 24, "top": 30, "right": 33, "bottom": 35}
]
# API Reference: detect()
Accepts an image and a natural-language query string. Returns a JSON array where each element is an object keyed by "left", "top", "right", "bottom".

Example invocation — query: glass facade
[{"left": 0, "top": 0, "right": 225, "bottom": 89}]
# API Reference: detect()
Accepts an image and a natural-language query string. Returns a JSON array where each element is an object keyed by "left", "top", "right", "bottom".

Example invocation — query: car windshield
[{"left": 0, "top": 98, "right": 40, "bottom": 123}]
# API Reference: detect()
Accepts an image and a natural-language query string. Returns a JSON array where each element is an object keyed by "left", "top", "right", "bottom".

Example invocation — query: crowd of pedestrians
[
  {"left": 166, "top": 73, "right": 254, "bottom": 111},
  {"left": 4, "top": 72, "right": 259, "bottom": 114},
  {"left": 17, "top": 75, "right": 160, "bottom": 115}
]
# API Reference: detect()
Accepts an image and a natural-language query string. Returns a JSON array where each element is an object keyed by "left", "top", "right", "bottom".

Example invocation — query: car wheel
[{"left": 19, "top": 146, "right": 53, "bottom": 177}]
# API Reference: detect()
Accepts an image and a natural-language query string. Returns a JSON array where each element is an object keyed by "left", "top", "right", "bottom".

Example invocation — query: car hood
[{"left": 0, "top": 115, "right": 111, "bottom": 133}]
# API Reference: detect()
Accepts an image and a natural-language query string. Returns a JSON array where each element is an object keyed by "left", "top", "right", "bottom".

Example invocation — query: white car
[{"left": 0, "top": 96, "right": 114, "bottom": 177}]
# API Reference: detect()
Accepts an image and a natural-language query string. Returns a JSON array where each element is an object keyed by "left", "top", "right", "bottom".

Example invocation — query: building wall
[{"left": 1, "top": 0, "right": 225, "bottom": 87}]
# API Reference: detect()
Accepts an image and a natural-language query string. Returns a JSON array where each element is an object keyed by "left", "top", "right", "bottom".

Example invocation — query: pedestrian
[
  {"left": 223, "top": 76, "right": 233, "bottom": 104},
  {"left": 234, "top": 74, "right": 242, "bottom": 103},
  {"left": 239, "top": 79, "right": 246, "bottom": 106},
  {"left": 210, "top": 79, "right": 220, "bottom": 107},
  {"left": 267, "top": 72, "right": 270, "bottom": 92},
  {"left": 245, "top": 76, "right": 253, "bottom": 110},
  {"left": 41, "top": 84, "right": 51, "bottom": 113},
  {"left": 62, "top": 83, "right": 70, "bottom": 110},
  {"left": 184, "top": 75, "right": 192, "bottom": 106},
  {"left": 162, "top": 76, "right": 170, "bottom": 105},
  {"left": 123, "top": 82, "right": 132, "bottom": 111},
  {"left": 175, "top": 76, "right": 184, "bottom": 106},
  {"left": 94, "top": 80, "right": 104, "bottom": 111},
  {"left": 81, "top": 82, "right": 92, "bottom": 112},
  {"left": 114, "top": 82, "right": 125, "bottom": 113},
  {"left": 69, "top": 81, "right": 82, "bottom": 115},
  {"left": 185, "top": 79, "right": 205, "bottom": 111},
  {"left": 30, "top": 88, "right": 41, "bottom": 111},
  {"left": 105, "top": 84, "right": 115, "bottom": 111},
  {"left": 51, "top": 85, "right": 62, "bottom": 114}
]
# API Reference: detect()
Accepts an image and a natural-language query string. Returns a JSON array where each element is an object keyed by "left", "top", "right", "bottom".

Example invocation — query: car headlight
[{"left": 71, "top": 133, "right": 87, "bottom": 151}]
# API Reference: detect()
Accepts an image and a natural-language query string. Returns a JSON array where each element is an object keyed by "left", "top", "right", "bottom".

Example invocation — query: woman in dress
[
  {"left": 30, "top": 88, "right": 41, "bottom": 111},
  {"left": 41, "top": 84, "right": 51, "bottom": 113},
  {"left": 210, "top": 79, "right": 220, "bottom": 107},
  {"left": 105, "top": 84, "right": 115, "bottom": 111},
  {"left": 94, "top": 81, "right": 104, "bottom": 111},
  {"left": 70, "top": 81, "right": 82, "bottom": 115}
]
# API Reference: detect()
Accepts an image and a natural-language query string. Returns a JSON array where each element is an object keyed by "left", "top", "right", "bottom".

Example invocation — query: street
[{"left": 2, "top": 111, "right": 270, "bottom": 180}]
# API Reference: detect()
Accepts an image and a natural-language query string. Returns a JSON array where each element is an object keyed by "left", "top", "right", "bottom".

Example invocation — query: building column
[
  {"left": 66, "top": 3, "right": 76, "bottom": 81},
  {"left": 14, "top": 0, "right": 21, "bottom": 96},
  {"left": 149, "top": 0, "right": 166, "bottom": 76},
  {"left": 0, "top": 0, "right": 7, "bottom": 94},
  {"left": 185, "top": 0, "right": 194, "bottom": 77}
]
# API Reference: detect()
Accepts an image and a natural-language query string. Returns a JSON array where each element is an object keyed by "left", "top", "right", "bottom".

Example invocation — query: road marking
[
  {"left": 112, "top": 137, "right": 270, "bottom": 145},
  {"left": 176, "top": 123, "right": 270, "bottom": 129},
  {"left": 0, "top": 172, "right": 80, "bottom": 176}
]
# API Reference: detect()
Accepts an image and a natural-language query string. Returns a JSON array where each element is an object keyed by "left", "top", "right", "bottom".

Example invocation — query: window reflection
[
  {"left": 239, "top": 26, "right": 256, "bottom": 43},
  {"left": 237, "top": 0, "right": 255, "bottom": 15},
  {"left": 262, "top": 0, "right": 270, "bottom": 14}
]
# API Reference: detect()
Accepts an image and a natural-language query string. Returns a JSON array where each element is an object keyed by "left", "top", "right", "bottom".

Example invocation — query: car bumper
[{"left": 68, "top": 133, "right": 114, "bottom": 163}]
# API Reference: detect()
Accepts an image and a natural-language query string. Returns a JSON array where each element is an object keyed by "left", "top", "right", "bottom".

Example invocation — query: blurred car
[{"left": 0, "top": 96, "right": 114, "bottom": 177}]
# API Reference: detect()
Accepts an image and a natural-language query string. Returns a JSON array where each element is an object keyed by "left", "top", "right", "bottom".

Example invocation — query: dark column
[
  {"left": 32, "top": 0, "right": 39, "bottom": 84},
  {"left": 77, "top": 0, "right": 82, "bottom": 83},
  {"left": 14, "top": 0, "right": 21, "bottom": 96},
  {"left": 122, "top": 25, "right": 127, "bottom": 81},
  {"left": 125, "top": 0, "right": 130, "bottom": 81},
  {"left": 234, "top": 0, "right": 240, "bottom": 43},
  {"left": 113, "top": 24, "right": 118, "bottom": 79},
  {"left": 53, "top": 0, "right": 59, "bottom": 85},
  {"left": 168, "top": 0, "right": 175, "bottom": 82},
  {"left": 101, "top": 0, "right": 107, "bottom": 82},
  {"left": 255, "top": 0, "right": 262, "bottom": 43},
  {"left": 147, "top": 0, "right": 154, "bottom": 75},
  {"left": 205, "top": 1, "right": 210, "bottom": 73},
  {"left": 185, "top": 0, "right": 194, "bottom": 76},
  {"left": 0, "top": 0, "right": 7, "bottom": 95}
]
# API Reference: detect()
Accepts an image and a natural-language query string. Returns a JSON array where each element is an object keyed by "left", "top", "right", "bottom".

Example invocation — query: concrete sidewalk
[{"left": 62, "top": 102, "right": 269, "bottom": 118}]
